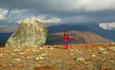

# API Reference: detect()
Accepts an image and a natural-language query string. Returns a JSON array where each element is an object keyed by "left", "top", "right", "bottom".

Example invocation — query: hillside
[
  {"left": 47, "top": 24, "right": 115, "bottom": 42},
  {"left": 46, "top": 31, "right": 112, "bottom": 45},
  {"left": 0, "top": 27, "right": 17, "bottom": 33},
  {"left": 0, "top": 24, "right": 114, "bottom": 45}
]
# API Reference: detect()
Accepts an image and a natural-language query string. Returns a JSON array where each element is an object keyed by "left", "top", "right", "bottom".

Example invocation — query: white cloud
[
  {"left": 99, "top": 22, "right": 115, "bottom": 30},
  {"left": 36, "top": 15, "right": 96, "bottom": 24},
  {"left": 1, "top": 0, "right": 115, "bottom": 13},
  {"left": 61, "top": 15, "right": 96, "bottom": 23},
  {"left": 0, "top": 0, "right": 115, "bottom": 27},
  {"left": 18, "top": 16, "right": 61, "bottom": 24},
  {"left": 0, "top": 8, "right": 61, "bottom": 25},
  {"left": 6, "top": 9, "right": 30, "bottom": 23},
  {"left": 0, "top": 8, "right": 8, "bottom": 20},
  {"left": 39, "top": 0, "right": 115, "bottom": 12},
  {"left": 75, "top": 0, "right": 115, "bottom": 12},
  {"left": 41, "top": 17, "right": 61, "bottom": 23}
]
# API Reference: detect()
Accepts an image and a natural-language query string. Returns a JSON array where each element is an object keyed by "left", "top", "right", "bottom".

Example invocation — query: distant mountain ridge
[
  {"left": 46, "top": 30, "right": 112, "bottom": 45},
  {"left": 47, "top": 24, "right": 115, "bottom": 41},
  {"left": 0, "top": 24, "right": 114, "bottom": 44},
  {"left": 84, "top": 23, "right": 115, "bottom": 41}
]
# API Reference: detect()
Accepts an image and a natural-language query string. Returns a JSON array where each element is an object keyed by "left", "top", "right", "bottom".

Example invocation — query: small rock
[
  {"left": 11, "top": 53, "right": 16, "bottom": 56},
  {"left": 109, "top": 47, "right": 114, "bottom": 50},
  {"left": 113, "top": 49, "right": 115, "bottom": 52},
  {"left": 35, "top": 57, "right": 40, "bottom": 61},
  {"left": 39, "top": 47, "right": 43, "bottom": 50},
  {"left": 102, "top": 51, "right": 108, "bottom": 54},
  {"left": 50, "top": 47, "right": 54, "bottom": 50},
  {"left": 35, "top": 56, "right": 45, "bottom": 61},
  {"left": 92, "top": 55, "right": 96, "bottom": 57},
  {"left": 35, "top": 64, "right": 41, "bottom": 67},
  {"left": 98, "top": 47, "right": 105, "bottom": 51},
  {"left": 41, "top": 53, "right": 47, "bottom": 57},
  {"left": 98, "top": 47, "right": 108, "bottom": 54},
  {"left": 26, "top": 56, "right": 31, "bottom": 59},
  {"left": 0, "top": 54, "right": 4, "bottom": 57},
  {"left": 70, "top": 53, "right": 74, "bottom": 55},
  {"left": 33, "top": 49, "right": 39, "bottom": 52},
  {"left": 39, "top": 56, "right": 44, "bottom": 60},
  {"left": 77, "top": 58, "right": 85, "bottom": 62},
  {"left": 13, "top": 49, "right": 20, "bottom": 52},
  {"left": 109, "top": 46, "right": 115, "bottom": 52},
  {"left": 13, "top": 58, "right": 21, "bottom": 63},
  {"left": 70, "top": 49, "right": 74, "bottom": 52}
]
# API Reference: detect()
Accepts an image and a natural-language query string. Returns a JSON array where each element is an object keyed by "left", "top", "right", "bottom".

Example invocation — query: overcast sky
[{"left": 0, "top": 0, "right": 115, "bottom": 28}]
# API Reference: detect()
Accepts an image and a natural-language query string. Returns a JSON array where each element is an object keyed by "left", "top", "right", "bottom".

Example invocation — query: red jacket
[{"left": 63, "top": 35, "right": 70, "bottom": 41}]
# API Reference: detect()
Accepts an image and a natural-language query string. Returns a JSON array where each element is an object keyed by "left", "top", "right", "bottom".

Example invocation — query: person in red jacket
[{"left": 63, "top": 31, "right": 70, "bottom": 49}]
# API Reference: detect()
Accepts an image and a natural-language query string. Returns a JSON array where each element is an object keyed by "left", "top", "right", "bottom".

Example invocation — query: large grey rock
[{"left": 5, "top": 18, "right": 47, "bottom": 48}]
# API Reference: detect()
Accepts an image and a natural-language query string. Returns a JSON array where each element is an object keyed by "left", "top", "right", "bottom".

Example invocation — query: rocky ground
[{"left": 0, "top": 44, "right": 115, "bottom": 70}]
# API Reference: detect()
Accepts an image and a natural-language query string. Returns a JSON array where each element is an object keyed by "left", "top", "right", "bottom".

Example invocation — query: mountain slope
[
  {"left": 46, "top": 31, "right": 112, "bottom": 45},
  {"left": 0, "top": 24, "right": 114, "bottom": 44},
  {"left": 84, "top": 23, "right": 115, "bottom": 41}
]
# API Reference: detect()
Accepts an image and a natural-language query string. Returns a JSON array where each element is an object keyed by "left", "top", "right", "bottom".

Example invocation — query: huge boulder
[{"left": 5, "top": 18, "right": 47, "bottom": 48}]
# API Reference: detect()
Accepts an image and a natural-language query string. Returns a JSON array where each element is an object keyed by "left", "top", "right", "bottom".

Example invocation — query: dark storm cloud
[
  {"left": 1, "top": 0, "right": 115, "bottom": 14},
  {"left": 0, "top": 0, "right": 115, "bottom": 27}
]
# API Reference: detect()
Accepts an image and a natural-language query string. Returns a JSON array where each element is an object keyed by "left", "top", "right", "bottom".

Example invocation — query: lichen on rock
[{"left": 5, "top": 18, "right": 47, "bottom": 48}]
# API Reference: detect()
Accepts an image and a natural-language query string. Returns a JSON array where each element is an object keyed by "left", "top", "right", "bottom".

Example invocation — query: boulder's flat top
[{"left": 0, "top": 44, "right": 115, "bottom": 70}]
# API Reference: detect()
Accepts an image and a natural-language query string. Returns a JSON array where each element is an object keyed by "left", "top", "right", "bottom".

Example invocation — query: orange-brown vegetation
[{"left": 0, "top": 43, "right": 115, "bottom": 70}]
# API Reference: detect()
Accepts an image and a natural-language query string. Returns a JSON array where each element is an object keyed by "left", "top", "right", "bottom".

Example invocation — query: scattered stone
[
  {"left": 109, "top": 46, "right": 115, "bottom": 52},
  {"left": 5, "top": 18, "right": 47, "bottom": 48},
  {"left": 41, "top": 53, "right": 47, "bottom": 57},
  {"left": 70, "top": 49, "right": 74, "bottom": 52},
  {"left": 13, "top": 49, "right": 20, "bottom": 52},
  {"left": 98, "top": 47, "right": 108, "bottom": 54},
  {"left": 35, "top": 57, "right": 40, "bottom": 61},
  {"left": 35, "top": 64, "right": 41, "bottom": 67},
  {"left": 113, "top": 49, "right": 115, "bottom": 52},
  {"left": 92, "top": 55, "right": 96, "bottom": 57},
  {"left": 35, "top": 56, "right": 44, "bottom": 61},
  {"left": 13, "top": 58, "right": 21, "bottom": 63},
  {"left": 11, "top": 53, "right": 16, "bottom": 56},
  {"left": 39, "top": 56, "right": 44, "bottom": 60},
  {"left": 93, "top": 62, "right": 102, "bottom": 70},
  {"left": 26, "top": 56, "right": 32, "bottom": 59},
  {"left": 0, "top": 54, "right": 4, "bottom": 57},
  {"left": 76, "top": 58, "right": 85, "bottom": 62},
  {"left": 70, "top": 53, "right": 74, "bottom": 56},
  {"left": 75, "top": 57, "right": 86, "bottom": 64},
  {"left": 39, "top": 47, "right": 43, "bottom": 50},
  {"left": 98, "top": 47, "right": 105, "bottom": 51},
  {"left": 75, "top": 49, "right": 82, "bottom": 53},
  {"left": 33, "top": 49, "right": 39, "bottom": 52},
  {"left": 102, "top": 51, "right": 108, "bottom": 54},
  {"left": 50, "top": 47, "right": 54, "bottom": 50}
]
